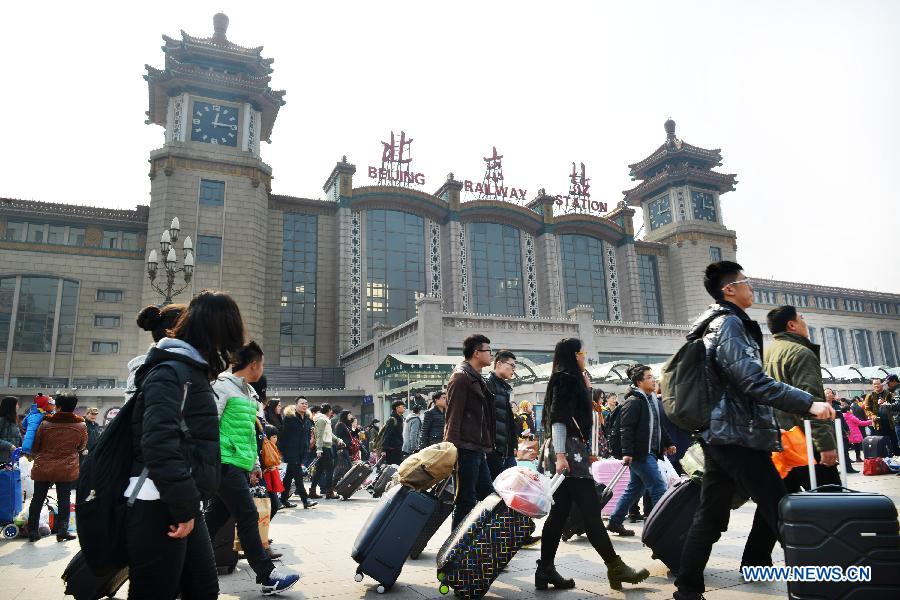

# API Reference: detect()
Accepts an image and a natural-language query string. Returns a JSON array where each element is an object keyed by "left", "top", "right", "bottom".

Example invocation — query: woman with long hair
[
  {"left": 125, "top": 290, "right": 246, "bottom": 599},
  {"left": 537, "top": 337, "right": 648, "bottom": 591},
  {"left": 0, "top": 396, "right": 22, "bottom": 464}
]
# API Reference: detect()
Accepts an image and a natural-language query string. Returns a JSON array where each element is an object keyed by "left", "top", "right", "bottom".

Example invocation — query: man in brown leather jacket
[{"left": 445, "top": 333, "right": 496, "bottom": 528}]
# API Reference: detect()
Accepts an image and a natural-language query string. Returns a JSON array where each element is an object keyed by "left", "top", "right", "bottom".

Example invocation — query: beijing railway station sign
[{"left": 366, "top": 133, "right": 608, "bottom": 214}]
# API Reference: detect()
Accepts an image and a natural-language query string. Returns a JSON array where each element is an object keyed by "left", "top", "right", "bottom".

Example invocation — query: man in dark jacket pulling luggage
[
  {"left": 485, "top": 350, "right": 518, "bottom": 480},
  {"left": 673, "top": 262, "right": 835, "bottom": 600},
  {"left": 445, "top": 334, "right": 496, "bottom": 529},
  {"left": 606, "top": 364, "right": 675, "bottom": 536},
  {"left": 740, "top": 304, "right": 840, "bottom": 567}
]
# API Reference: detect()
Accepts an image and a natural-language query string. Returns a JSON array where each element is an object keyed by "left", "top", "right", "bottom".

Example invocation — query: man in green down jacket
[
  {"left": 742, "top": 305, "right": 838, "bottom": 568},
  {"left": 205, "top": 342, "right": 299, "bottom": 595}
]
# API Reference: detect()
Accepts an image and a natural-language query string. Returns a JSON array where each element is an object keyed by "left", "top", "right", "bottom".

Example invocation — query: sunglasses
[{"left": 722, "top": 278, "right": 750, "bottom": 290}]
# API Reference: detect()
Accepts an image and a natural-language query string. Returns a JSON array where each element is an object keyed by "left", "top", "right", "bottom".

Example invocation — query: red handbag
[{"left": 863, "top": 457, "right": 890, "bottom": 476}]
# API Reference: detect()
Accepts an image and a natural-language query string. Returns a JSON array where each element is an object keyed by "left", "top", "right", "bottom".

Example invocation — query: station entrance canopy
[{"left": 374, "top": 354, "right": 461, "bottom": 382}]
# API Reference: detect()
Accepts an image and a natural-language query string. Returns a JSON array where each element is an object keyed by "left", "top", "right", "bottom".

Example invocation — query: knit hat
[{"left": 34, "top": 393, "right": 54, "bottom": 412}]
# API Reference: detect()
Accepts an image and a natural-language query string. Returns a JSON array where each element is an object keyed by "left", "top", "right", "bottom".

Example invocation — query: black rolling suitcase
[
  {"left": 211, "top": 515, "right": 239, "bottom": 575},
  {"left": 351, "top": 484, "right": 439, "bottom": 593},
  {"left": 562, "top": 463, "right": 628, "bottom": 541},
  {"left": 61, "top": 551, "right": 128, "bottom": 600},
  {"left": 335, "top": 461, "right": 374, "bottom": 500},
  {"left": 436, "top": 474, "right": 563, "bottom": 599},
  {"left": 862, "top": 435, "right": 892, "bottom": 459},
  {"left": 641, "top": 477, "right": 701, "bottom": 572},
  {"left": 780, "top": 420, "right": 900, "bottom": 599},
  {"left": 408, "top": 478, "right": 454, "bottom": 560},
  {"left": 368, "top": 463, "right": 397, "bottom": 498}
]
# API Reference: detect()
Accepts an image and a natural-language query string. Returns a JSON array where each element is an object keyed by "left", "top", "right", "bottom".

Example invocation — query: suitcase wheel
[
  {"left": 437, "top": 571, "right": 446, "bottom": 581},
  {"left": 439, "top": 583, "right": 450, "bottom": 595},
  {"left": 376, "top": 584, "right": 386, "bottom": 594},
  {"left": 2, "top": 524, "right": 18, "bottom": 539},
  {"left": 354, "top": 572, "right": 363, "bottom": 582}
]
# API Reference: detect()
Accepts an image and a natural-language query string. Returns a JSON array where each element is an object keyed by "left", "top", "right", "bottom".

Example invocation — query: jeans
[
  {"left": 126, "top": 499, "right": 218, "bottom": 600},
  {"left": 310, "top": 449, "right": 335, "bottom": 492},
  {"left": 204, "top": 464, "right": 274, "bottom": 583},
  {"left": 452, "top": 448, "right": 494, "bottom": 529},
  {"left": 542, "top": 476, "right": 617, "bottom": 564},
  {"left": 486, "top": 452, "right": 517, "bottom": 481},
  {"left": 28, "top": 480, "right": 72, "bottom": 534},
  {"left": 608, "top": 454, "right": 667, "bottom": 527},
  {"left": 743, "top": 460, "right": 842, "bottom": 565},
  {"left": 280, "top": 462, "right": 310, "bottom": 506},
  {"left": 676, "top": 443, "right": 788, "bottom": 594}
]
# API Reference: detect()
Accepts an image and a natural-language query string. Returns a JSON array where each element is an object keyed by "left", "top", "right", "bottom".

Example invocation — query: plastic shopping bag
[
  {"left": 657, "top": 456, "right": 680, "bottom": 488},
  {"left": 771, "top": 426, "right": 808, "bottom": 479},
  {"left": 494, "top": 466, "right": 554, "bottom": 518}
]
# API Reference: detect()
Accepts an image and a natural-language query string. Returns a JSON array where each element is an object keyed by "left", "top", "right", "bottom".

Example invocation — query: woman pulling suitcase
[{"left": 538, "top": 337, "right": 649, "bottom": 591}]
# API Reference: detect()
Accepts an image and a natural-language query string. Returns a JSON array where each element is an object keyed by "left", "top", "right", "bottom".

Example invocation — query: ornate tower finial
[
  {"left": 664, "top": 117, "right": 676, "bottom": 141},
  {"left": 213, "top": 13, "right": 229, "bottom": 42}
]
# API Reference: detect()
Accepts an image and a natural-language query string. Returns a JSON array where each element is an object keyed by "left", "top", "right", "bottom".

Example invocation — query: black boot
[
  {"left": 535, "top": 559, "right": 575, "bottom": 590},
  {"left": 605, "top": 555, "right": 649, "bottom": 590}
]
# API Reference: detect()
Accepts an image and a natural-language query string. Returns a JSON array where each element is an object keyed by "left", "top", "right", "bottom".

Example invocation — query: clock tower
[
  {"left": 624, "top": 120, "right": 738, "bottom": 324},
  {"left": 143, "top": 14, "right": 285, "bottom": 342}
]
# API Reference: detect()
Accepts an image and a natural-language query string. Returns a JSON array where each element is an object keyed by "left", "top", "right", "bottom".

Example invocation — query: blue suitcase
[
  {"left": 0, "top": 469, "right": 22, "bottom": 524},
  {"left": 351, "top": 484, "right": 438, "bottom": 593}
]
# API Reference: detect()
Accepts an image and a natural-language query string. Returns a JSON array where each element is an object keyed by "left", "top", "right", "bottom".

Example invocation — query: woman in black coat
[
  {"left": 537, "top": 338, "right": 648, "bottom": 592},
  {"left": 278, "top": 399, "right": 316, "bottom": 509},
  {"left": 126, "top": 291, "right": 245, "bottom": 600}
]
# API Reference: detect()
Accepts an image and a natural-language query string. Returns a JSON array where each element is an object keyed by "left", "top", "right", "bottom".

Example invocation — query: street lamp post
[{"left": 147, "top": 217, "right": 194, "bottom": 304}]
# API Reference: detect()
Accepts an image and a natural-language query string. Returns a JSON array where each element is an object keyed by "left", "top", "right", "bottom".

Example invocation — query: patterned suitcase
[
  {"left": 408, "top": 478, "right": 455, "bottom": 560},
  {"left": 436, "top": 494, "right": 534, "bottom": 599},
  {"left": 335, "top": 461, "right": 373, "bottom": 499},
  {"left": 436, "top": 476, "right": 562, "bottom": 599}
]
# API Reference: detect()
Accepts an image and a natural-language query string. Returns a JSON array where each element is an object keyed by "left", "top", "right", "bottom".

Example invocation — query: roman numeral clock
[{"left": 190, "top": 101, "right": 239, "bottom": 146}]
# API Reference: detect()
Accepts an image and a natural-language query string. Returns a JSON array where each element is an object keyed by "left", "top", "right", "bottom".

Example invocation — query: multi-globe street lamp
[{"left": 146, "top": 217, "right": 194, "bottom": 304}]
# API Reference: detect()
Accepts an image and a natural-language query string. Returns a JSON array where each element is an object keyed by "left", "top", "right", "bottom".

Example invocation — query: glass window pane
[
  {"left": 48, "top": 225, "right": 66, "bottom": 245},
  {"left": 199, "top": 179, "right": 226, "bottom": 206},
  {"left": 197, "top": 235, "right": 222, "bottom": 263},
  {"left": 121, "top": 232, "right": 139, "bottom": 251},
  {"left": 559, "top": 234, "right": 608, "bottom": 320},
  {"left": 96, "top": 289, "right": 123, "bottom": 302},
  {"left": 637, "top": 254, "right": 663, "bottom": 324},
  {"left": 101, "top": 230, "right": 120, "bottom": 249},
  {"left": 366, "top": 210, "right": 426, "bottom": 329},
  {"left": 68, "top": 227, "right": 85, "bottom": 246},
  {"left": 13, "top": 276, "right": 58, "bottom": 352},
  {"left": 4, "top": 221, "right": 25, "bottom": 241},
  {"left": 0, "top": 277, "right": 16, "bottom": 348},
  {"left": 56, "top": 280, "right": 79, "bottom": 352},
  {"left": 26, "top": 223, "right": 45, "bottom": 243},
  {"left": 280, "top": 213, "right": 317, "bottom": 366},
  {"left": 469, "top": 222, "right": 523, "bottom": 317},
  {"left": 879, "top": 331, "right": 897, "bottom": 366}
]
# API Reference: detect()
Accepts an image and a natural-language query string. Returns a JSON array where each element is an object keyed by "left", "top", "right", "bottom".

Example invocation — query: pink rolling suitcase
[{"left": 590, "top": 459, "right": 631, "bottom": 516}]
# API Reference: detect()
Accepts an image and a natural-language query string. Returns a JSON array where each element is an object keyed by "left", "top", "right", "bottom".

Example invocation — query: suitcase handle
[
  {"left": 606, "top": 462, "right": 630, "bottom": 489},
  {"left": 803, "top": 418, "right": 847, "bottom": 491}
]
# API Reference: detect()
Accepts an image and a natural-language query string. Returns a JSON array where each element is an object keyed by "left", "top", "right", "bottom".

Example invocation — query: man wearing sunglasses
[
  {"left": 485, "top": 350, "right": 519, "bottom": 480},
  {"left": 445, "top": 334, "right": 496, "bottom": 529},
  {"left": 673, "top": 262, "right": 835, "bottom": 600}
]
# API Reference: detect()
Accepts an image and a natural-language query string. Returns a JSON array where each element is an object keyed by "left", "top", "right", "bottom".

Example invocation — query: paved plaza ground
[{"left": 0, "top": 470, "right": 897, "bottom": 599}]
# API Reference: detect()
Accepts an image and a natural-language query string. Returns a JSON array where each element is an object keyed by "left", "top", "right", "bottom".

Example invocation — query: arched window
[
  {"left": 366, "top": 210, "right": 425, "bottom": 332},
  {"left": 0, "top": 275, "right": 80, "bottom": 354},
  {"left": 469, "top": 222, "right": 524, "bottom": 316},
  {"left": 558, "top": 234, "right": 608, "bottom": 320}
]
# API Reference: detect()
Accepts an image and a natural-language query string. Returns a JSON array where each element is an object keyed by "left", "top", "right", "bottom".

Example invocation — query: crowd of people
[{"left": 0, "top": 259, "right": 896, "bottom": 599}]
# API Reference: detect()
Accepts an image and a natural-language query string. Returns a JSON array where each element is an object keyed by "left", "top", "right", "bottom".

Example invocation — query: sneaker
[
  {"left": 261, "top": 567, "right": 300, "bottom": 595},
  {"left": 606, "top": 522, "right": 635, "bottom": 536}
]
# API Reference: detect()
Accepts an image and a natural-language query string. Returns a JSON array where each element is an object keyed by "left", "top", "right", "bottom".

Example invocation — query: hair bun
[{"left": 136, "top": 305, "right": 163, "bottom": 331}]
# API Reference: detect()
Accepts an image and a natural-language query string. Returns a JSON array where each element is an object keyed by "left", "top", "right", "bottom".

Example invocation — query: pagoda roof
[
  {"left": 1, "top": 197, "right": 149, "bottom": 226},
  {"left": 144, "top": 14, "right": 286, "bottom": 142},
  {"left": 628, "top": 120, "right": 724, "bottom": 180},
  {"left": 623, "top": 164, "right": 737, "bottom": 205}
]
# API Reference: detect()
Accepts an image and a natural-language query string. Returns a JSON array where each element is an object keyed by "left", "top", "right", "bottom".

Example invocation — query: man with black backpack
[{"left": 670, "top": 262, "right": 835, "bottom": 600}]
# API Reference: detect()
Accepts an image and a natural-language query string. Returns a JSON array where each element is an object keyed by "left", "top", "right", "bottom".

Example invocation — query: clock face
[
  {"left": 691, "top": 191, "right": 717, "bottom": 222},
  {"left": 647, "top": 195, "right": 673, "bottom": 230},
  {"left": 190, "top": 101, "right": 239, "bottom": 147}
]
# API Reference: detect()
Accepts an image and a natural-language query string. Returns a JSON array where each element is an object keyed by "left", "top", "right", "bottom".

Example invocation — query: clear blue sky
[{"left": 2, "top": 1, "right": 898, "bottom": 292}]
